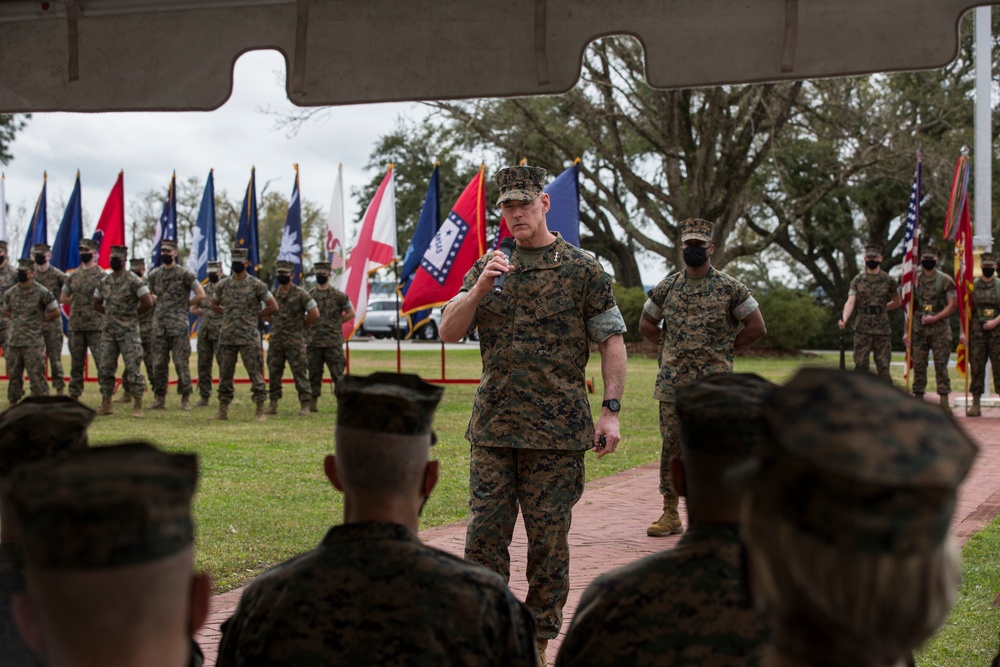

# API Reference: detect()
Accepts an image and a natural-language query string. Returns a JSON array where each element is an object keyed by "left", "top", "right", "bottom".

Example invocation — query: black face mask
[
  {"left": 683, "top": 244, "right": 709, "bottom": 268},
  {"left": 161, "top": 254, "right": 174, "bottom": 265},
  {"left": 277, "top": 274, "right": 291, "bottom": 285},
  {"left": 132, "top": 270, "right": 143, "bottom": 278},
  {"left": 231, "top": 262, "right": 245, "bottom": 274},
  {"left": 0, "top": 255, "right": 6, "bottom": 266},
  {"left": 865, "top": 259, "right": 881, "bottom": 270},
  {"left": 80, "top": 252, "right": 93, "bottom": 264},
  {"left": 208, "top": 273, "right": 220, "bottom": 284},
  {"left": 16, "top": 270, "right": 28, "bottom": 283},
  {"left": 34, "top": 254, "right": 46, "bottom": 265},
  {"left": 315, "top": 275, "right": 329, "bottom": 285},
  {"left": 984, "top": 267, "right": 996, "bottom": 278},
  {"left": 921, "top": 259, "right": 937, "bottom": 271},
  {"left": 110, "top": 258, "right": 124, "bottom": 271}
]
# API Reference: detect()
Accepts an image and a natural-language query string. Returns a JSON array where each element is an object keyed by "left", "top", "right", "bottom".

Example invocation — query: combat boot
[
  {"left": 255, "top": 401, "right": 268, "bottom": 422},
  {"left": 96, "top": 395, "right": 114, "bottom": 416},
  {"left": 939, "top": 393, "right": 952, "bottom": 415},
  {"left": 266, "top": 399, "right": 279, "bottom": 415},
  {"left": 195, "top": 396, "right": 211, "bottom": 408},
  {"left": 116, "top": 389, "right": 133, "bottom": 404},
  {"left": 180, "top": 394, "right": 192, "bottom": 411},
  {"left": 967, "top": 394, "right": 982, "bottom": 418},
  {"left": 647, "top": 495, "right": 683, "bottom": 537},
  {"left": 310, "top": 398, "right": 318, "bottom": 412},
  {"left": 150, "top": 394, "right": 167, "bottom": 410},
  {"left": 132, "top": 395, "right": 143, "bottom": 418},
  {"left": 212, "top": 401, "right": 230, "bottom": 421},
  {"left": 56, "top": 387, "right": 64, "bottom": 396},
  {"left": 298, "top": 401, "right": 311, "bottom": 416},
  {"left": 536, "top": 639, "right": 548, "bottom": 667}
]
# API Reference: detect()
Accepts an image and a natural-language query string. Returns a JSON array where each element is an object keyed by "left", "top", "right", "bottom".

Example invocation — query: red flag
[
  {"left": 340, "top": 166, "right": 396, "bottom": 340},
  {"left": 93, "top": 171, "right": 126, "bottom": 269},
  {"left": 401, "top": 166, "right": 487, "bottom": 315},
  {"left": 954, "top": 196, "right": 974, "bottom": 377}
]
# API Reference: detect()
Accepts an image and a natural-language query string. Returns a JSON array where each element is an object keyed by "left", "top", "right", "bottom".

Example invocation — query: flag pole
[
  {"left": 905, "top": 151, "right": 922, "bottom": 394},
  {"left": 394, "top": 259, "right": 401, "bottom": 374}
]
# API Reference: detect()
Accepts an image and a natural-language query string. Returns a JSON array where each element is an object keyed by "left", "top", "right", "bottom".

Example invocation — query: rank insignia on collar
[{"left": 553, "top": 252, "right": 560, "bottom": 262}]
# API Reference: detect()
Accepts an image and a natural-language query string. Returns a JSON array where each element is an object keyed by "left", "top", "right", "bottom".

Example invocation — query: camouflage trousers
[
  {"left": 970, "top": 324, "right": 1000, "bottom": 394},
  {"left": 121, "top": 335, "right": 153, "bottom": 396},
  {"left": 152, "top": 333, "right": 192, "bottom": 397},
  {"left": 659, "top": 401, "right": 680, "bottom": 498},
  {"left": 196, "top": 328, "right": 221, "bottom": 399},
  {"left": 5, "top": 345, "right": 49, "bottom": 403},
  {"left": 67, "top": 330, "right": 102, "bottom": 398},
  {"left": 853, "top": 332, "right": 892, "bottom": 383},
  {"left": 267, "top": 338, "right": 311, "bottom": 403},
  {"left": 911, "top": 323, "right": 952, "bottom": 395},
  {"left": 217, "top": 343, "right": 267, "bottom": 404},
  {"left": 42, "top": 324, "right": 65, "bottom": 391},
  {"left": 308, "top": 345, "right": 345, "bottom": 398},
  {"left": 465, "top": 445, "right": 585, "bottom": 639},
  {"left": 0, "top": 319, "right": 7, "bottom": 353},
  {"left": 99, "top": 331, "right": 146, "bottom": 398}
]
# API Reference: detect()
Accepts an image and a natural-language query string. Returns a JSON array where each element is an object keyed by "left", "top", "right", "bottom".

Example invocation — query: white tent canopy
[{"left": 0, "top": 0, "right": 989, "bottom": 113}]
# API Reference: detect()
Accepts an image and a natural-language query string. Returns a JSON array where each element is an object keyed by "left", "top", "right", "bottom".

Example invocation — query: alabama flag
[
  {"left": 341, "top": 165, "right": 396, "bottom": 339},
  {"left": 402, "top": 166, "right": 486, "bottom": 315}
]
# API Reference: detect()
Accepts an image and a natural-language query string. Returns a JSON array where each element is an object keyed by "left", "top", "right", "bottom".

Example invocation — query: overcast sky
[{"left": 1, "top": 49, "right": 422, "bottom": 247}]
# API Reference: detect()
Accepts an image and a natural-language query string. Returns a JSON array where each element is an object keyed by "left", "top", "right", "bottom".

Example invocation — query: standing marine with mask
[
  {"left": 967, "top": 252, "right": 1000, "bottom": 417},
  {"left": 264, "top": 260, "right": 319, "bottom": 416},
  {"left": 118, "top": 258, "right": 156, "bottom": 406},
  {"left": 190, "top": 261, "right": 225, "bottom": 407},
  {"left": 903, "top": 243, "right": 956, "bottom": 413},
  {"left": 60, "top": 239, "right": 105, "bottom": 402},
  {"left": 638, "top": 218, "right": 766, "bottom": 538},
  {"left": 2, "top": 259, "right": 61, "bottom": 405},
  {"left": 0, "top": 241, "right": 18, "bottom": 355},
  {"left": 30, "top": 244, "right": 67, "bottom": 396},
  {"left": 839, "top": 244, "right": 902, "bottom": 383}
]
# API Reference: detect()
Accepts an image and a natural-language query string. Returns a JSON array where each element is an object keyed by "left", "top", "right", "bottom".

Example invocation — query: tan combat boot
[
  {"left": 132, "top": 395, "right": 143, "bottom": 418},
  {"left": 195, "top": 396, "right": 210, "bottom": 408},
  {"left": 96, "top": 395, "right": 114, "bottom": 416},
  {"left": 212, "top": 401, "right": 230, "bottom": 421},
  {"left": 266, "top": 399, "right": 279, "bottom": 415},
  {"left": 150, "top": 394, "right": 166, "bottom": 410},
  {"left": 255, "top": 401, "right": 268, "bottom": 422},
  {"left": 967, "top": 394, "right": 982, "bottom": 418},
  {"left": 939, "top": 394, "right": 952, "bottom": 415},
  {"left": 180, "top": 394, "right": 192, "bottom": 411},
  {"left": 310, "top": 397, "right": 318, "bottom": 412},
  {"left": 647, "top": 495, "right": 683, "bottom": 537},
  {"left": 298, "top": 401, "right": 311, "bottom": 416},
  {"left": 536, "top": 639, "right": 548, "bottom": 667},
  {"left": 116, "top": 389, "right": 133, "bottom": 404},
  {"left": 56, "top": 387, "right": 64, "bottom": 396}
]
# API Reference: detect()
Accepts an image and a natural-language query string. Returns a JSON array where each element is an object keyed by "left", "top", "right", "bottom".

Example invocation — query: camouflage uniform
[
  {"left": 95, "top": 249, "right": 148, "bottom": 398},
  {"left": 31, "top": 245, "right": 67, "bottom": 393},
  {"left": 0, "top": 241, "right": 16, "bottom": 352},
  {"left": 61, "top": 242, "right": 105, "bottom": 398},
  {"left": 147, "top": 250, "right": 200, "bottom": 398},
  {"left": 214, "top": 262, "right": 272, "bottom": 405},
  {"left": 217, "top": 372, "right": 536, "bottom": 666},
  {"left": 455, "top": 202, "right": 626, "bottom": 640},
  {"left": 268, "top": 261, "right": 317, "bottom": 406},
  {"left": 196, "top": 263, "right": 224, "bottom": 400},
  {"left": 848, "top": 248, "right": 898, "bottom": 383},
  {"left": 970, "top": 269, "right": 1000, "bottom": 395},
  {"left": 3, "top": 264, "right": 58, "bottom": 403},
  {"left": 307, "top": 264, "right": 351, "bottom": 401},
  {"left": 121, "top": 259, "right": 156, "bottom": 398},
  {"left": 910, "top": 268, "right": 956, "bottom": 396}
]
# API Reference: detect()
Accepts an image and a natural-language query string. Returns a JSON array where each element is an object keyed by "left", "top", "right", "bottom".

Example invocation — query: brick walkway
[{"left": 197, "top": 404, "right": 1000, "bottom": 666}]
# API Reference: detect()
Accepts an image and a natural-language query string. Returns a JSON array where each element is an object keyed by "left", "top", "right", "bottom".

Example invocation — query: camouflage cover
[
  {"left": 680, "top": 218, "right": 714, "bottom": 244},
  {"left": 335, "top": 372, "right": 442, "bottom": 435},
  {"left": 494, "top": 165, "right": 546, "bottom": 206}
]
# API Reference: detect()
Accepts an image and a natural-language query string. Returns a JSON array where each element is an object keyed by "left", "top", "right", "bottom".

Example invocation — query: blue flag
[
  {"left": 277, "top": 165, "right": 304, "bottom": 285},
  {"left": 544, "top": 162, "right": 581, "bottom": 247},
  {"left": 21, "top": 174, "right": 48, "bottom": 259},
  {"left": 151, "top": 172, "right": 177, "bottom": 268},
  {"left": 51, "top": 172, "right": 83, "bottom": 271},
  {"left": 399, "top": 166, "right": 441, "bottom": 338},
  {"left": 188, "top": 170, "right": 217, "bottom": 336},
  {"left": 235, "top": 167, "right": 260, "bottom": 276}
]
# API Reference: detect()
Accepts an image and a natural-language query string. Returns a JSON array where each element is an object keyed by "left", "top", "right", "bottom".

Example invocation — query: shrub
[
  {"left": 612, "top": 284, "right": 649, "bottom": 343},
  {"left": 755, "top": 286, "right": 827, "bottom": 351}
]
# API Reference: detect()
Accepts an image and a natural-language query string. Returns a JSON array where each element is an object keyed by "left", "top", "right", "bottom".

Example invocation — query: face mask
[
  {"left": 208, "top": 273, "right": 220, "bottom": 284},
  {"left": 231, "top": 262, "right": 245, "bottom": 274},
  {"left": 161, "top": 254, "right": 174, "bottom": 265},
  {"left": 985, "top": 267, "right": 996, "bottom": 278},
  {"left": 683, "top": 244, "right": 709, "bottom": 268},
  {"left": 80, "top": 252, "right": 93, "bottom": 264},
  {"left": 0, "top": 255, "right": 6, "bottom": 266},
  {"left": 316, "top": 275, "right": 329, "bottom": 285},
  {"left": 110, "top": 258, "right": 124, "bottom": 271},
  {"left": 277, "top": 274, "right": 291, "bottom": 285},
  {"left": 16, "top": 270, "right": 28, "bottom": 283},
  {"left": 132, "top": 270, "right": 143, "bottom": 278},
  {"left": 921, "top": 259, "right": 937, "bottom": 271},
  {"left": 34, "top": 254, "right": 46, "bottom": 265},
  {"left": 865, "top": 259, "right": 880, "bottom": 270}
]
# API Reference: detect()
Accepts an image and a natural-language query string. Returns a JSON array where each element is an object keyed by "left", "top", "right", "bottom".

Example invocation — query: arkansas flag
[
  {"left": 402, "top": 166, "right": 486, "bottom": 315},
  {"left": 341, "top": 165, "right": 396, "bottom": 340},
  {"left": 93, "top": 171, "right": 126, "bottom": 269}
]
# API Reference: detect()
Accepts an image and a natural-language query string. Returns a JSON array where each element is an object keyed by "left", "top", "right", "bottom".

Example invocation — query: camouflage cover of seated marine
[
  {"left": 556, "top": 524, "right": 768, "bottom": 667},
  {"left": 848, "top": 271, "right": 898, "bottom": 335},
  {"left": 970, "top": 273, "right": 1000, "bottom": 395},
  {"left": 268, "top": 281, "right": 316, "bottom": 402},
  {"left": 214, "top": 274, "right": 272, "bottom": 346},
  {"left": 644, "top": 268, "right": 758, "bottom": 403},
  {"left": 911, "top": 270, "right": 956, "bottom": 396},
  {"left": 456, "top": 233, "right": 627, "bottom": 451},
  {"left": 215, "top": 521, "right": 537, "bottom": 667}
]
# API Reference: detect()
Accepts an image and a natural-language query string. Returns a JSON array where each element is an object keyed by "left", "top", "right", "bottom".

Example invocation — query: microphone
[{"left": 492, "top": 238, "right": 516, "bottom": 295}]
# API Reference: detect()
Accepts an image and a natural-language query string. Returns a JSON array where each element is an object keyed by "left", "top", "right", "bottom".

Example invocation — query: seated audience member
[
  {"left": 557, "top": 373, "right": 773, "bottom": 666},
  {"left": 5, "top": 442, "right": 209, "bottom": 667},
  {"left": 739, "top": 368, "right": 975, "bottom": 667},
  {"left": 217, "top": 372, "right": 537, "bottom": 666}
]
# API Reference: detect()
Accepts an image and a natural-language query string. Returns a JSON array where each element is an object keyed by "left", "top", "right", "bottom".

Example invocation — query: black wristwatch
[{"left": 602, "top": 399, "right": 621, "bottom": 413}]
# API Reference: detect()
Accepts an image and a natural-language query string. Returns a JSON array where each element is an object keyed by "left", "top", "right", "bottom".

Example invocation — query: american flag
[{"left": 900, "top": 160, "right": 921, "bottom": 383}]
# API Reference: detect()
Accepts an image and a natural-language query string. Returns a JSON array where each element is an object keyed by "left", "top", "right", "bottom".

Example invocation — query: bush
[
  {"left": 756, "top": 286, "right": 828, "bottom": 351},
  {"left": 613, "top": 283, "right": 649, "bottom": 342}
]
